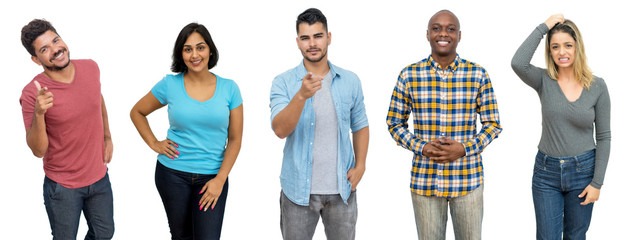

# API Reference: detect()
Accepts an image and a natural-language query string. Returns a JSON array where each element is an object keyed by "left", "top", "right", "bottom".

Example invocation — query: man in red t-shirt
[{"left": 19, "top": 19, "right": 114, "bottom": 240}]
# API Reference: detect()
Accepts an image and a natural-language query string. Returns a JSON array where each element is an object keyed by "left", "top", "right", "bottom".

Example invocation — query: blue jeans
[
  {"left": 43, "top": 173, "right": 114, "bottom": 240},
  {"left": 532, "top": 150, "right": 595, "bottom": 240},
  {"left": 155, "top": 161, "right": 228, "bottom": 240},
  {"left": 411, "top": 185, "right": 484, "bottom": 240},
  {"left": 280, "top": 190, "right": 357, "bottom": 240}
]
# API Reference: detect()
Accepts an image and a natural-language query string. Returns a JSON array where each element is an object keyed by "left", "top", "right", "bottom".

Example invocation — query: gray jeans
[
  {"left": 280, "top": 190, "right": 357, "bottom": 240},
  {"left": 411, "top": 185, "right": 483, "bottom": 240}
]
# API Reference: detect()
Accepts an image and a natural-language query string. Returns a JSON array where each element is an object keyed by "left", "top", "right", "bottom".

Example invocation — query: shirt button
[
  {"left": 560, "top": 160, "right": 565, "bottom": 164},
  {"left": 438, "top": 170, "right": 443, "bottom": 174},
  {"left": 311, "top": 122, "right": 314, "bottom": 126},
  {"left": 310, "top": 142, "right": 313, "bottom": 145}
]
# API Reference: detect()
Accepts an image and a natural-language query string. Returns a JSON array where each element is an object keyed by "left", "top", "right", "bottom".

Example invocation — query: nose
[
  {"left": 192, "top": 48, "right": 200, "bottom": 58},
  {"left": 439, "top": 28, "right": 449, "bottom": 37}
]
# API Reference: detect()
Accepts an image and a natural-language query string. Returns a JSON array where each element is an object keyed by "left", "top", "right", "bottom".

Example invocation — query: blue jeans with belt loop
[{"left": 532, "top": 149, "right": 595, "bottom": 240}]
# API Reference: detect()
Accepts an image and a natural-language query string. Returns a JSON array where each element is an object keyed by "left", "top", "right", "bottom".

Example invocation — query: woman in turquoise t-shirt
[{"left": 130, "top": 23, "right": 243, "bottom": 239}]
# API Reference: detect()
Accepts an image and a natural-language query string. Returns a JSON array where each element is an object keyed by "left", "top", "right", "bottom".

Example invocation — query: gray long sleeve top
[{"left": 511, "top": 23, "right": 611, "bottom": 189}]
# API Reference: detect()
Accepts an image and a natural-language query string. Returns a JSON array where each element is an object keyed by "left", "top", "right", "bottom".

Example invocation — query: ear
[
  {"left": 327, "top": 32, "right": 332, "bottom": 46},
  {"left": 458, "top": 31, "right": 462, "bottom": 42},
  {"left": 31, "top": 55, "right": 42, "bottom": 66},
  {"left": 296, "top": 36, "right": 300, "bottom": 48},
  {"left": 426, "top": 30, "right": 430, "bottom": 42}
]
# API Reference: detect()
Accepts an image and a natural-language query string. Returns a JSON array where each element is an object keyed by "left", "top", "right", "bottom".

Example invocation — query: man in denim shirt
[{"left": 270, "top": 8, "right": 369, "bottom": 240}]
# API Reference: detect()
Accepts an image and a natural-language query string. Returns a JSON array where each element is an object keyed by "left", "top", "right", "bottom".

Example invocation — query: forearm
[
  {"left": 387, "top": 122, "right": 426, "bottom": 156},
  {"left": 591, "top": 139, "right": 610, "bottom": 189},
  {"left": 215, "top": 138, "right": 241, "bottom": 183},
  {"left": 101, "top": 95, "right": 111, "bottom": 140},
  {"left": 352, "top": 127, "right": 369, "bottom": 168},
  {"left": 463, "top": 121, "right": 502, "bottom": 156},
  {"left": 272, "top": 93, "right": 307, "bottom": 139},
  {"left": 130, "top": 109, "right": 159, "bottom": 149},
  {"left": 26, "top": 113, "right": 48, "bottom": 157}
]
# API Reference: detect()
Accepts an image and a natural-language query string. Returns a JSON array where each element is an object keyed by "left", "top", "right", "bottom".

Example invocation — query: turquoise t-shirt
[{"left": 151, "top": 73, "right": 242, "bottom": 174}]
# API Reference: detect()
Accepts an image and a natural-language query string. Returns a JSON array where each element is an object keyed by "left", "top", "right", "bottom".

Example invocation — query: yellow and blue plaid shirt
[{"left": 386, "top": 55, "right": 502, "bottom": 198}]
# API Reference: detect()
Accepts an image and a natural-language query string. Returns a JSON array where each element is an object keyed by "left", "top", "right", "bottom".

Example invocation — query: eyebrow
[
  {"left": 184, "top": 42, "right": 207, "bottom": 47},
  {"left": 299, "top": 32, "right": 325, "bottom": 38}
]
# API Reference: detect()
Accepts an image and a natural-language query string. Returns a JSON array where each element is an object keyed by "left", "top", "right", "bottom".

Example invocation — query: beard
[
  {"left": 44, "top": 49, "right": 71, "bottom": 71},
  {"left": 302, "top": 48, "right": 327, "bottom": 63}
]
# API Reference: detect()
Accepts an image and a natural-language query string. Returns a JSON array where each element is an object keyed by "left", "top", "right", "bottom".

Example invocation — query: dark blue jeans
[
  {"left": 43, "top": 173, "right": 114, "bottom": 240},
  {"left": 532, "top": 150, "right": 595, "bottom": 240},
  {"left": 155, "top": 161, "right": 228, "bottom": 240}
]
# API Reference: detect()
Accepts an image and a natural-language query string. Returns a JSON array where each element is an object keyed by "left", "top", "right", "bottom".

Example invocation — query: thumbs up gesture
[{"left": 34, "top": 80, "right": 54, "bottom": 115}]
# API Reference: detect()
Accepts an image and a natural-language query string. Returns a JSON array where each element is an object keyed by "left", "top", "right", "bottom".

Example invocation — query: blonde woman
[{"left": 511, "top": 14, "right": 611, "bottom": 240}]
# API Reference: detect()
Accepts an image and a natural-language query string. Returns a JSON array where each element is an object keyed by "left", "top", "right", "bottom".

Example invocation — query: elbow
[
  {"left": 510, "top": 58, "right": 521, "bottom": 73},
  {"left": 273, "top": 128, "right": 288, "bottom": 139},
  {"left": 129, "top": 107, "right": 140, "bottom": 120},
  {"left": 31, "top": 148, "right": 45, "bottom": 158},
  {"left": 271, "top": 118, "right": 289, "bottom": 139}
]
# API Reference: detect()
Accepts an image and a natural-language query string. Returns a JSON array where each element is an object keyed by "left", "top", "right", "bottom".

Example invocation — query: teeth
[
  {"left": 55, "top": 51, "right": 64, "bottom": 59},
  {"left": 438, "top": 41, "right": 449, "bottom": 45}
]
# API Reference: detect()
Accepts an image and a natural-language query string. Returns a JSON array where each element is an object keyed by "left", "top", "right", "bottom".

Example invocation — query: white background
[{"left": 1, "top": 0, "right": 630, "bottom": 239}]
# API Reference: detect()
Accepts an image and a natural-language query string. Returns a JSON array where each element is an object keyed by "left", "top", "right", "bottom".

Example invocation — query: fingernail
[
  {"left": 170, "top": 156, "right": 174, "bottom": 159},
  {"left": 211, "top": 206, "right": 214, "bottom": 210},
  {"left": 176, "top": 150, "right": 179, "bottom": 154},
  {"left": 199, "top": 190, "right": 203, "bottom": 194},
  {"left": 204, "top": 207, "right": 208, "bottom": 211},
  {"left": 199, "top": 206, "right": 203, "bottom": 211},
  {"left": 175, "top": 144, "right": 179, "bottom": 147},
  {"left": 198, "top": 202, "right": 201, "bottom": 206}
]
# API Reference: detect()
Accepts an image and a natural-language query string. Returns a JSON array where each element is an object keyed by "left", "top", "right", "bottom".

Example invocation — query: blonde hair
[{"left": 545, "top": 19, "right": 594, "bottom": 89}]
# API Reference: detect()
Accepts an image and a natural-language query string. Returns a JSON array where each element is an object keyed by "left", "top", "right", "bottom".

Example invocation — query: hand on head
[{"left": 545, "top": 14, "right": 565, "bottom": 30}]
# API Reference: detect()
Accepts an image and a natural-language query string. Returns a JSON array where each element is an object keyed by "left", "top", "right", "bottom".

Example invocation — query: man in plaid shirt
[{"left": 386, "top": 10, "right": 501, "bottom": 240}]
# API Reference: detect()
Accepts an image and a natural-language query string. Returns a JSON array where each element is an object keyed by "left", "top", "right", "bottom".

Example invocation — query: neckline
[
  {"left": 180, "top": 73, "right": 219, "bottom": 103},
  {"left": 39, "top": 60, "right": 77, "bottom": 86},
  {"left": 553, "top": 79, "right": 584, "bottom": 103}
]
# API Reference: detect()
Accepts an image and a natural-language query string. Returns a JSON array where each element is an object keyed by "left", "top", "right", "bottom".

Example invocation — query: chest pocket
[{"left": 336, "top": 100, "right": 352, "bottom": 131}]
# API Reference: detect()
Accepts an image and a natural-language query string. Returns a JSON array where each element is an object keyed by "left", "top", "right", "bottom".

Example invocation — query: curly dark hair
[{"left": 21, "top": 19, "right": 58, "bottom": 56}]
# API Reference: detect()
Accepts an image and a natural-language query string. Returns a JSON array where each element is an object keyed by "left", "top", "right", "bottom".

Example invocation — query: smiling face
[
  {"left": 296, "top": 22, "right": 331, "bottom": 63},
  {"left": 549, "top": 32, "right": 576, "bottom": 70},
  {"left": 427, "top": 11, "right": 460, "bottom": 60},
  {"left": 31, "top": 30, "right": 70, "bottom": 71},
  {"left": 182, "top": 32, "right": 211, "bottom": 73}
]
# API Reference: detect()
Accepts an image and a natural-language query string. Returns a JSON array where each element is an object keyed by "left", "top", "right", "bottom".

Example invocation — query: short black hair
[
  {"left": 171, "top": 23, "right": 219, "bottom": 73},
  {"left": 21, "top": 19, "right": 58, "bottom": 56},
  {"left": 296, "top": 8, "right": 328, "bottom": 33}
]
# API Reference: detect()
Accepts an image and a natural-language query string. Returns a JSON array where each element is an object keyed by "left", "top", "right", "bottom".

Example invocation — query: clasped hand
[{"left": 422, "top": 137, "right": 466, "bottom": 163}]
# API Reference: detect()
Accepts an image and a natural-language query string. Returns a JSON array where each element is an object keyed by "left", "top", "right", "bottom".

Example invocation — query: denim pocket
[
  {"left": 43, "top": 177, "right": 61, "bottom": 204},
  {"left": 575, "top": 158, "right": 595, "bottom": 173},
  {"left": 533, "top": 154, "right": 547, "bottom": 173}
]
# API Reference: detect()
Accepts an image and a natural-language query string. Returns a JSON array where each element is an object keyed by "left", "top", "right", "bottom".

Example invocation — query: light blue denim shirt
[{"left": 270, "top": 61, "right": 369, "bottom": 206}]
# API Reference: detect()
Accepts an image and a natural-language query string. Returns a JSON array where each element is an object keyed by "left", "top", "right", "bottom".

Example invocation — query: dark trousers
[{"left": 155, "top": 161, "right": 228, "bottom": 240}]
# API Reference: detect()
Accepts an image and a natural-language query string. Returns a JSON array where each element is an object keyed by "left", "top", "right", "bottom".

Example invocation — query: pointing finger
[
  {"left": 34, "top": 80, "right": 42, "bottom": 91},
  {"left": 35, "top": 81, "right": 49, "bottom": 96}
]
